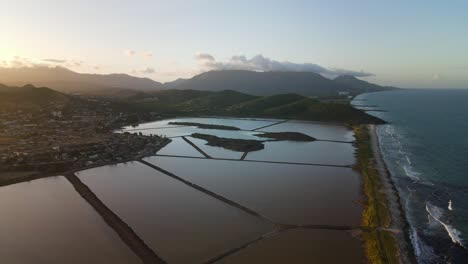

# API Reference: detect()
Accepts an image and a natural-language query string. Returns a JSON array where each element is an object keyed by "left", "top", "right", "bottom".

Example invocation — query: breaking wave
[{"left": 426, "top": 203, "right": 464, "bottom": 247}]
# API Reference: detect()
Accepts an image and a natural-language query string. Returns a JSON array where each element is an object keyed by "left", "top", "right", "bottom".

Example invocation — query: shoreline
[
  {"left": 353, "top": 124, "right": 402, "bottom": 263},
  {"left": 355, "top": 125, "right": 416, "bottom": 263},
  {"left": 366, "top": 124, "right": 416, "bottom": 263}
]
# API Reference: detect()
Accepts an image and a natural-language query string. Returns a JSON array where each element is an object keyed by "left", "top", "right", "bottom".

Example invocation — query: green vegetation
[
  {"left": 191, "top": 133, "right": 264, "bottom": 152},
  {"left": 0, "top": 84, "right": 70, "bottom": 111},
  {"left": 255, "top": 132, "right": 316, "bottom": 142},
  {"left": 354, "top": 126, "right": 399, "bottom": 264},
  {"left": 168, "top": 122, "right": 240, "bottom": 131},
  {"left": 132, "top": 89, "right": 386, "bottom": 125}
]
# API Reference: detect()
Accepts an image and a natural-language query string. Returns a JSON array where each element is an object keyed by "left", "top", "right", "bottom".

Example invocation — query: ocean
[{"left": 353, "top": 89, "right": 468, "bottom": 263}]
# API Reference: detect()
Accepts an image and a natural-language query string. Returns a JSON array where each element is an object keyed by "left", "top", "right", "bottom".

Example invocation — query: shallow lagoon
[
  {"left": 217, "top": 229, "right": 364, "bottom": 264},
  {"left": 245, "top": 140, "right": 356, "bottom": 166},
  {"left": 0, "top": 177, "right": 139, "bottom": 264},
  {"left": 145, "top": 156, "right": 362, "bottom": 226},
  {"left": 123, "top": 117, "right": 281, "bottom": 131},
  {"left": 260, "top": 121, "right": 355, "bottom": 142},
  {"left": 1, "top": 117, "right": 364, "bottom": 263},
  {"left": 77, "top": 162, "right": 272, "bottom": 264}
]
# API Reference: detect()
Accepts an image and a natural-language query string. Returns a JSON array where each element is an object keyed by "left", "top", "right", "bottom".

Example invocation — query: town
[{"left": 0, "top": 95, "right": 169, "bottom": 183}]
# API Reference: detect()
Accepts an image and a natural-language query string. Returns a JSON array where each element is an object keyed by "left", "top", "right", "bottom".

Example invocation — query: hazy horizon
[{"left": 1, "top": 0, "right": 467, "bottom": 88}]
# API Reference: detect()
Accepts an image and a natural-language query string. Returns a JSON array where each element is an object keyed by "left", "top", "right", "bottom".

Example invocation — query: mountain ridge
[{"left": 0, "top": 66, "right": 396, "bottom": 98}]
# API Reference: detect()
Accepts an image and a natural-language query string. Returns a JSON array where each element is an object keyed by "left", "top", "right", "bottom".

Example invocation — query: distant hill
[
  {"left": 0, "top": 67, "right": 396, "bottom": 99},
  {"left": 0, "top": 83, "right": 70, "bottom": 111},
  {"left": 164, "top": 70, "right": 395, "bottom": 96},
  {"left": 333, "top": 75, "right": 394, "bottom": 93},
  {"left": 136, "top": 89, "right": 385, "bottom": 124},
  {"left": 0, "top": 66, "right": 162, "bottom": 97}
]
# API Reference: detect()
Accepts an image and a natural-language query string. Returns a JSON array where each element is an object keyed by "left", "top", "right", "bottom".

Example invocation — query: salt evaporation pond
[
  {"left": 0, "top": 176, "right": 139, "bottom": 264},
  {"left": 2, "top": 117, "right": 365, "bottom": 263}
]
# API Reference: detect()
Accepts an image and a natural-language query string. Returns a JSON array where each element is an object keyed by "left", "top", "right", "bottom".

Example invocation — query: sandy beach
[{"left": 368, "top": 124, "right": 416, "bottom": 263}]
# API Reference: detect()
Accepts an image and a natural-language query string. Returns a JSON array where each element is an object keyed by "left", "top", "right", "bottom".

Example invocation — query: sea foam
[{"left": 426, "top": 203, "right": 464, "bottom": 248}]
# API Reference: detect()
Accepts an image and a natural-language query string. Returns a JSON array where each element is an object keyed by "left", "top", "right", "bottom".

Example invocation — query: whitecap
[
  {"left": 405, "top": 155, "right": 412, "bottom": 165},
  {"left": 426, "top": 203, "right": 464, "bottom": 247},
  {"left": 409, "top": 227, "right": 435, "bottom": 261},
  {"left": 448, "top": 200, "right": 453, "bottom": 211},
  {"left": 403, "top": 164, "right": 422, "bottom": 181}
]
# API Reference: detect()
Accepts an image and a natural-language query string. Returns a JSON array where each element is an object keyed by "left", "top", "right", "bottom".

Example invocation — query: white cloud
[
  {"left": 124, "top": 50, "right": 137, "bottom": 57},
  {"left": 42, "top": 58, "right": 67, "bottom": 63},
  {"left": 144, "top": 52, "right": 153, "bottom": 59},
  {"left": 195, "top": 53, "right": 374, "bottom": 78},
  {"left": 141, "top": 67, "right": 155, "bottom": 74},
  {"left": 194, "top": 53, "right": 215, "bottom": 61}
]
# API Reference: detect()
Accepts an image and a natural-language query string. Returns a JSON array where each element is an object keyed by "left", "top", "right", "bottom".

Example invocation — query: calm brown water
[
  {"left": 146, "top": 156, "right": 363, "bottom": 226},
  {"left": 260, "top": 121, "right": 355, "bottom": 142},
  {"left": 245, "top": 140, "right": 356, "bottom": 166},
  {"left": 77, "top": 162, "right": 273, "bottom": 264},
  {"left": 1, "top": 117, "right": 365, "bottom": 263},
  {"left": 157, "top": 137, "right": 205, "bottom": 157},
  {"left": 123, "top": 117, "right": 280, "bottom": 131},
  {"left": 217, "top": 229, "right": 364, "bottom": 264},
  {"left": 0, "top": 176, "right": 139, "bottom": 264}
]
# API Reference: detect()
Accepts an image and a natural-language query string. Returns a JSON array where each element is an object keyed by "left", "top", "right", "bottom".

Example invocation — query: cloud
[
  {"left": 141, "top": 67, "right": 155, "bottom": 74},
  {"left": 42, "top": 58, "right": 67, "bottom": 63},
  {"left": 195, "top": 53, "right": 374, "bottom": 78},
  {"left": 144, "top": 52, "right": 153, "bottom": 59},
  {"left": 125, "top": 50, "right": 137, "bottom": 56},
  {"left": 194, "top": 53, "right": 215, "bottom": 61}
]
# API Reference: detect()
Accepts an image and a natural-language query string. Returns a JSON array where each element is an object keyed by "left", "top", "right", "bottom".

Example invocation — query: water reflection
[
  {"left": 245, "top": 140, "right": 356, "bottom": 166},
  {"left": 217, "top": 229, "right": 364, "bottom": 264},
  {"left": 123, "top": 117, "right": 280, "bottom": 131},
  {"left": 260, "top": 121, "right": 355, "bottom": 142},
  {"left": 0, "top": 176, "right": 139, "bottom": 264},
  {"left": 77, "top": 162, "right": 272, "bottom": 264},
  {"left": 147, "top": 156, "right": 362, "bottom": 226},
  {"left": 157, "top": 137, "right": 205, "bottom": 157}
]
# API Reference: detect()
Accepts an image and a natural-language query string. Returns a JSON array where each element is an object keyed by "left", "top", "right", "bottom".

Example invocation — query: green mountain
[
  {"left": 164, "top": 70, "right": 396, "bottom": 96},
  {"left": 0, "top": 66, "right": 162, "bottom": 97},
  {"left": 0, "top": 83, "right": 70, "bottom": 111},
  {"left": 333, "top": 75, "right": 394, "bottom": 93},
  {"left": 0, "top": 67, "right": 396, "bottom": 99},
  {"left": 136, "top": 89, "right": 386, "bottom": 124}
]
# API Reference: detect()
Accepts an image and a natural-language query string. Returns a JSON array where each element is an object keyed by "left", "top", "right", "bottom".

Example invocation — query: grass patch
[{"left": 354, "top": 125, "right": 399, "bottom": 264}]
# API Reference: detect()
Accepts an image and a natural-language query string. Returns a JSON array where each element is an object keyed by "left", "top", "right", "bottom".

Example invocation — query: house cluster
[{"left": 0, "top": 99, "right": 168, "bottom": 174}]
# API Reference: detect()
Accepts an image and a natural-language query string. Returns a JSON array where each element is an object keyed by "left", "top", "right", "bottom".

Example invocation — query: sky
[{"left": 1, "top": 0, "right": 467, "bottom": 88}]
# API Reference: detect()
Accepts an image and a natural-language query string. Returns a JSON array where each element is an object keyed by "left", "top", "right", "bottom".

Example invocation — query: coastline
[
  {"left": 355, "top": 124, "right": 415, "bottom": 263},
  {"left": 369, "top": 124, "right": 416, "bottom": 263}
]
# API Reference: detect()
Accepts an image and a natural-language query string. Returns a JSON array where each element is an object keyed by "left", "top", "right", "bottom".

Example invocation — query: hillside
[
  {"left": 0, "top": 83, "right": 70, "bottom": 111},
  {"left": 133, "top": 89, "right": 385, "bottom": 125},
  {"left": 333, "top": 75, "right": 394, "bottom": 93},
  {"left": 0, "top": 67, "right": 396, "bottom": 98},
  {"left": 0, "top": 66, "right": 162, "bottom": 97},
  {"left": 165, "top": 70, "right": 395, "bottom": 96}
]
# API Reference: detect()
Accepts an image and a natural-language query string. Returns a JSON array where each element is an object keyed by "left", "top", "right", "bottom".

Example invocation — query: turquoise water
[{"left": 354, "top": 89, "right": 468, "bottom": 263}]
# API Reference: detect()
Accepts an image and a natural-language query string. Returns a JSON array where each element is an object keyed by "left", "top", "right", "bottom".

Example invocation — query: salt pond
[
  {"left": 217, "top": 229, "right": 364, "bottom": 264},
  {"left": 146, "top": 156, "right": 362, "bottom": 226},
  {"left": 0, "top": 176, "right": 139, "bottom": 264},
  {"left": 1, "top": 117, "right": 365, "bottom": 263},
  {"left": 77, "top": 162, "right": 272, "bottom": 264}
]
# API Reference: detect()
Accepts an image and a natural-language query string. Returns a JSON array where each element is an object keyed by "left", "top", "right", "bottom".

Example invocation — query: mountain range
[
  {"left": 0, "top": 66, "right": 396, "bottom": 98},
  {"left": 0, "top": 83, "right": 385, "bottom": 124}
]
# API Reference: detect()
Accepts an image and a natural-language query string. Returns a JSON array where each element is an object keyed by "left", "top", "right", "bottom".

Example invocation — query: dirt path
[
  {"left": 65, "top": 173, "right": 167, "bottom": 264},
  {"left": 368, "top": 124, "right": 416, "bottom": 263}
]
